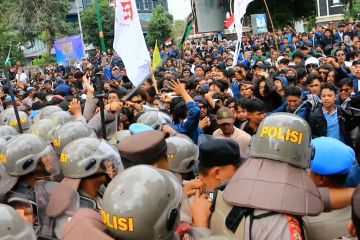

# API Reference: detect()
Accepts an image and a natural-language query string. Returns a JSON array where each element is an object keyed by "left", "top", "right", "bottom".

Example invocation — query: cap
[
  {"left": 311, "top": 137, "right": 355, "bottom": 175},
  {"left": 199, "top": 138, "right": 242, "bottom": 168},
  {"left": 117, "top": 130, "right": 167, "bottom": 165},
  {"left": 129, "top": 123, "right": 153, "bottom": 135},
  {"left": 252, "top": 61, "right": 266, "bottom": 70},
  {"left": 216, "top": 107, "right": 234, "bottom": 125}
]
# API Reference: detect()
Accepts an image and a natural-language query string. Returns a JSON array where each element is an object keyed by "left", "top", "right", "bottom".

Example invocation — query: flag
[
  {"left": 178, "top": 13, "right": 194, "bottom": 49},
  {"left": 225, "top": 14, "right": 235, "bottom": 32},
  {"left": 113, "top": 0, "right": 151, "bottom": 88},
  {"left": 5, "top": 48, "right": 11, "bottom": 66},
  {"left": 152, "top": 41, "right": 161, "bottom": 70},
  {"left": 232, "top": 0, "right": 254, "bottom": 66}
]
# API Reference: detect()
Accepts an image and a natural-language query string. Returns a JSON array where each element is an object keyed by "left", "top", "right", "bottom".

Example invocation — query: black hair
[
  {"left": 171, "top": 98, "right": 187, "bottom": 124},
  {"left": 306, "top": 73, "right": 322, "bottom": 85},
  {"left": 245, "top": 98, "right": 266, "bottom": 113},
  {"left": 337, "top": 78, "right": 353, "bottom": 88},
  {"left": 185, "top": 79, "right": 197, "bottom": 91},
  {"left": 285, "top": 86, "right": 302, "bottom": 97},
  {"left": 296, "top": 67, "right": 307, "bottom": 79},
  {"left": 236, "top": 98, "right": 248, "bottom": 109},
  {"left": 74, "top": 71, "right": 85, "bottom": 79},
  {"left": 353, "top": 60, "right": 360, "bottom": 67},
  {"left": 326, "top": 173, "right": 348, "bottom": 188},
  {"left": 108, "top": 89, "right": 121, "bottom": 99},
  {"left": 320, "top": 82, "right": 338, "bottom": 95},
  {"left": 213, "top": 80, "right": 229, "bottom": 92},
  {"left": 292, "top": 51, "right": 304, "bottom": 59},
  {"left": 146, "top": 86, "right": 157, "bottom": 98}
]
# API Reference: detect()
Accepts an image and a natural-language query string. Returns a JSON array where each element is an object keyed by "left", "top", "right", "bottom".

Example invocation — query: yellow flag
[{"left": 152, "top": 41, "right": 162, "bottom": 70}]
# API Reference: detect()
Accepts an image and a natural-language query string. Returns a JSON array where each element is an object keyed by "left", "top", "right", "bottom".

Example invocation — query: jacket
[
  {"left": 170, "top": 102, "right": 202, "bottom": 144},
  {"left": 308, "top": 105, "right": 353, "bottom": 148}
]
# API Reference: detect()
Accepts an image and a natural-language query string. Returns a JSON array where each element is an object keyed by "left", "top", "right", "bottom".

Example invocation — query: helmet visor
[{"left": 33, "top": 146, "right": 60, "bottom": 178}]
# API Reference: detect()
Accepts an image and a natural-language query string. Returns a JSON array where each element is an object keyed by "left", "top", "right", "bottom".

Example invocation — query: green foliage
[
  {"left": 3, "top": 0, "right": 73, "bottom": 55},
  {"left": 32, "top": 54, "right": 56, "bottom": 68},
  {"left": 81, "top": 0, "right": 115, "bottom": 48},
  {"left": 345, "top": 0, "right": 360, "bottom": 19},
  {"left": 247, "top": 0, "right": 316, "bottom": 29},
  {"left": 172, "top": 20, "right": 186, "bottom": 43},
  {"left": 147, "top": 5, "right": 173, "bottom": 47}
]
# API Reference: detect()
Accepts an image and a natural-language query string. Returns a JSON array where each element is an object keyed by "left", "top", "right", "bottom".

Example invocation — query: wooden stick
[{"left": 263, "top": 0, "right": 278, "bottom": 51}]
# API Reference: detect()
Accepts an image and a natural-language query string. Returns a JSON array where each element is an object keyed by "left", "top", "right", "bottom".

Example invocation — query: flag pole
[
  {"left": 263, "top": 0, "right": 278, "bottom": 51},
  {"left": 4, "top": 48, "right": 23, "bottom": 133}
]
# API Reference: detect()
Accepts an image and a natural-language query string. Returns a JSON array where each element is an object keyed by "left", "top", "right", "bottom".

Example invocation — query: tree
[
  {"left": 246, "top": 0, "right": 316, "bottom": 29},
  {"left": 81, "top": 0, "right": 115, "bottom": 48},
  {"left": 172, "top": 20, "right": 186, "bottom": 44},
  {"left": 4, "top": 0, "right": 73, "bottom": 57},
  {"left": 147, "top": 5, "right": 173, "bottom": 47}
]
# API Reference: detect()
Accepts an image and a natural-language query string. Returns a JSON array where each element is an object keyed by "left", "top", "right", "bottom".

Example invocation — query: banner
[
  {"left": 113, "top": 0, "right": 151, "bottom": 88},
  {"left": 233, "top": 0, "right": 254, "bottom": 66},
  {"left": 54, "top": 35, "right": 85, "bottom": 64},
  {"left": 251, "top": 14, "right": 268, "bottom": 34}
]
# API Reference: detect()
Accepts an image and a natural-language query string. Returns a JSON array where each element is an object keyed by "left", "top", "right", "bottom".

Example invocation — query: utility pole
[{"left": 95, "top": 0, "right": 107, "bottom": 53}]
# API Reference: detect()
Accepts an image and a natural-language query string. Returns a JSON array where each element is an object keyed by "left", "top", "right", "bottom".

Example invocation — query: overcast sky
[{"left": 167, "top": 0, "right": 191, "bottom": 20}]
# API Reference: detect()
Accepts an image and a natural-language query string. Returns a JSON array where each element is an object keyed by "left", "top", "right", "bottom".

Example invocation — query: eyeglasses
[
  {"left": 336, "top": 53, "right": 345, "bottom": 57},
  {"left": 339, "top": 88, "right": 351, "bottom": 93},
  {"left": 319, "top": 71, "right": 328, "bottom": 75},
  {"left": 132, "top": 100, "right": 142, "bottom": 104}
]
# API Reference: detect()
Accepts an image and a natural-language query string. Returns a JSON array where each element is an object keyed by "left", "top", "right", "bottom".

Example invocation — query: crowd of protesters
[{"left": 1, "top": 20, "right": 360, "bottom": 239}]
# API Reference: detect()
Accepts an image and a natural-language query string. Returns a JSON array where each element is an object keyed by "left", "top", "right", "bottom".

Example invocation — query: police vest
[{"left": 210, "top": 188, "right": 305, "bottom": 240}]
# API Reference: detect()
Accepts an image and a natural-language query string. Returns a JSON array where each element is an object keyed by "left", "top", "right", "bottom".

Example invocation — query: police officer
[
  {"left": 303, "top": 137, "right": 355, "bottom": 239},
  {"left": 166, "top": 134, "right": 198, "bottom": 179},
  {"left": 63, "top": 165, "right": 211, "bottom": 240},
  {"left": 0, "top": 203, "right": 37, "bottom": 240},
  {"left": 209, "top": 113, "right": 323, "bottom": 239},
  {"left": 0, "top": 108, "right": 31, "bottom": 132},
  {"left": 29, "top": 118, "right": 59, "bottom": 144},
  {"left": 136, "top": 110, "right": 172, "bottom": 130},
  {"left": 0, "top": 125, "right": 18, "bottom": 138},
  {"left": 44, "top": 110, "right": 72, "bottom": 125},
  {"left": 59, "top": 137, "right": 123, "bottom": 210},
  {"left": 0, "top": 133, "right": 60, "bottom": 228},
  {"left": 198, "top": 138, "right": 244, "bottom": 192},
  {"left": 117, "top": 130, "right": 169, "bottom": 170},
  {"left": 39, "top": 105, "right": 63, "bottom": 119},
  {"left": 52, "top": 121, "right": 97, "bottom": 155}
]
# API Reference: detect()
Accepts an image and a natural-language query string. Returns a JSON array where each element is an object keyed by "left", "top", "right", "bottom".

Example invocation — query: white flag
[
  {"left": 233, "top": 0, "right": 254, "bottom": 66},
  {"left": 113, "top": 0, "right": 151, "bottom": 88}
]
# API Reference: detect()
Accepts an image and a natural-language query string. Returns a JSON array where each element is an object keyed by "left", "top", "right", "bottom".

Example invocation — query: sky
[{"left": 167, "top": 0, "right": 191, "bottom": 20}]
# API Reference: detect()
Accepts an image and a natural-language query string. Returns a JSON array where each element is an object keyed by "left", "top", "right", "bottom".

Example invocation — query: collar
[{"left": 322, "top": 106, "right": 337, "bottom": 115}]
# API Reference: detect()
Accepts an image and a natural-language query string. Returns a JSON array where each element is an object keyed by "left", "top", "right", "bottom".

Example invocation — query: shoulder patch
[{"left": 286, "top": 215, "right": 303, "bottom": 240}]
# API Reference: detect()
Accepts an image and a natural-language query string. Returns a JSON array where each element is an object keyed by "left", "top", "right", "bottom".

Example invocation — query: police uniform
[
  {"left": 64, "top": 165, "right": 210, "bottom": 240},
  {"left": 303, "top": 137, "right": 355, "bottom": 240},
  {"left": 117, "top": 130, "right": 167, "bottom": 168},
  {"left": 209, "top": 113, "right": 324, "bottom": 240}
]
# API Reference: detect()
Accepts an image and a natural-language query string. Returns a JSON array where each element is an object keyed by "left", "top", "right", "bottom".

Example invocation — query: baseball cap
[
  {"left": 199, "top": 138, "right": 243, "bottom": 169},
  {"left": 216, "top": 107, "right": 234, "bottom": 125}
]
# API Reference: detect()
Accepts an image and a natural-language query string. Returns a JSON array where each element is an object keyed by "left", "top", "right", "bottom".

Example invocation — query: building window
[
  {"left": 143, "top": 0, "right": 150, "bottom": 10},
  {"left": 332, "top": 0, "right": 343, "bottom": 6},
  {"left": 136, "top": 0, "right": 141, "bottom": 10}
]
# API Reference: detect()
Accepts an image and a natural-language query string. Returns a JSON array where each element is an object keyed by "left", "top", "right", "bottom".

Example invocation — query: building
[
  {"left": 316, "top": 0, "right": 345, "bottom": 25},
  {"left": 136, "top": 0, "right": 169, "bottom": 22}
]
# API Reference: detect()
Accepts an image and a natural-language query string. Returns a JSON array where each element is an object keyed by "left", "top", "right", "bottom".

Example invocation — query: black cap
[{"left": 199, "top": 138, "right": 243, "bottom": 168}]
